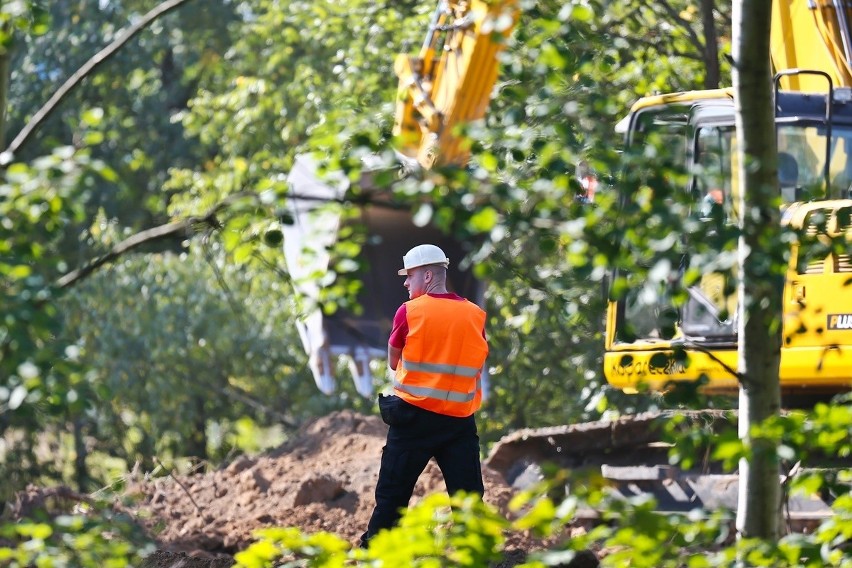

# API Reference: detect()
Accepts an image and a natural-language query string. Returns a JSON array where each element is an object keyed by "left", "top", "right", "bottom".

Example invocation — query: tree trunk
[
  {"left": 732, "top": 0, "right": 783, "bottom": 541},
  {"left": 188, "top": 395, "right": 208, "bottom": 460},
  {"left": 73, "top": 418, "right": 90, "bottom": 492},
  {"left": 0, "top": 22, "right": 10, "bottom": 149},
  {"left": 700, "top": 0, "right": 721, "bottom": 89}
]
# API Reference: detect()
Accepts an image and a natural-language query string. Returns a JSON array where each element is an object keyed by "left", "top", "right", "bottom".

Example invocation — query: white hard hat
[{"left": 398, "top": 244, "right": 450, "bottom": 275}]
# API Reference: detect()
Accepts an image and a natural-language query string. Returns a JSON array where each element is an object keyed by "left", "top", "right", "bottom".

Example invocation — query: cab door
[{"left": 605, "top": 105, "right": 741, "bottom": 393}]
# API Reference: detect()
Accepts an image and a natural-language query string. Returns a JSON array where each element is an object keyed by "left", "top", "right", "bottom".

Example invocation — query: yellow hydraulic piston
[{"left": 394, "top": 0, "right": 517, "bottom": 168}]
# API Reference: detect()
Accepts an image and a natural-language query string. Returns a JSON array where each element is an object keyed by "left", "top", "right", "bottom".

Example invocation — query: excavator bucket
[{"left": 283, "top": 155, "right": 482, "bottom": 396}]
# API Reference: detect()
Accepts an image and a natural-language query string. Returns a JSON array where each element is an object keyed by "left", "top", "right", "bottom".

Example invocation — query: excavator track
[
  {"left": 486, "top": 410, "right": 730, "bottom": 484},
  {"left": 484, "top": 410, "right": 841, "bottom": 532}
]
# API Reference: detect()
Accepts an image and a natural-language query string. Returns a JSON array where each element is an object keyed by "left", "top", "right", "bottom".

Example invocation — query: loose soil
[{"left": 114, "top": 410, "right": 583, "bottom": 567}]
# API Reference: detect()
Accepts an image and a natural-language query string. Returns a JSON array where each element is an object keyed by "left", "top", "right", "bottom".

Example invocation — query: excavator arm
[
  {"left": 771, "top": 0, "right": 852, "bottom": 91},
  {"left": 394, "top": 0, "right": 518, "bottom": 168},
  {"left": 282, "top": 1, "right": 517, "bottom": 396}
]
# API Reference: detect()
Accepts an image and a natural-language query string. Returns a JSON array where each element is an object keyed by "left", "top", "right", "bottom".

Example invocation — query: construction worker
[
  {"left": 359, "top": 243, "right": 489, "bottom": 547},
  {"left": 576, "top": 160, "right": 598, "bottom": 202}
]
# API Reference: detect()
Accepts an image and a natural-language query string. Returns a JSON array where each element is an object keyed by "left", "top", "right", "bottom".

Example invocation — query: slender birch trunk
[{"left": 732, "top": 0, "right": 784, "bottom": 541}]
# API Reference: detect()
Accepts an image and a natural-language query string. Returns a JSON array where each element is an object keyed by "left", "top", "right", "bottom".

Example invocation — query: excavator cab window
[
  {"left": 682, "top": 127, "right": 739, "bottom": 341},
  {"left": 611, "top": 105, "right": 689, "bottom": 344},
  {"left": 628, "top": 106, "right": 689, "bottom": 171},
  {"left": 615, "top": 277, "right": 679, "bottom": 343},
  {"left": 777, "top": 125, "right": 824, "bottom": 202},
  {"left": 776, "top": 123, "right": 852, "bottom": 202},
  {"left": 829, "top": 130, "right": 852, "bottom": 198},
  {"left": 693, "top": 126, "right": 734, "bottom": 220},
  {"left": 681, "top": 272, "right": 737, "bottom": 340},
  {"left": 688, "top": 122, "right": 852, "bottom": 205},
  {"left": 687, "top": 120, "right": 852, "bottom": 206}
]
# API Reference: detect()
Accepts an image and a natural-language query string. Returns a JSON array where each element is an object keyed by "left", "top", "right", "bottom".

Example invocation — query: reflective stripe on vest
[
  {"left": 401, "top": 359, "right": 481, "bottom": 377},
  {"left": 393, "top": 376, "right": 481, "bottom": 403}
]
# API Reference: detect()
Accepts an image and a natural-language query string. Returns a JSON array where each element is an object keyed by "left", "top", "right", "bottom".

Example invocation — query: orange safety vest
[{"left": 393, "top": 295, "right": 488, "bottom": 417}]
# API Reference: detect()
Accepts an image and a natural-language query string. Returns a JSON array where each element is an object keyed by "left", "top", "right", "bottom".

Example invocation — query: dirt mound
[{"left": 128, "top": 410, "right": 530, "bottom": 564}]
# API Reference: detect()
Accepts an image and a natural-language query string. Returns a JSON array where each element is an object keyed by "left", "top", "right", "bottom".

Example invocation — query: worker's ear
[{"left": 424, "top": 268, "right": 433, "bottom": 283}]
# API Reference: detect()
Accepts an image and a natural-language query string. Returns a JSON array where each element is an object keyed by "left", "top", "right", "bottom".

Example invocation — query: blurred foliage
[
  {"left": 53, "top": 240, "right": 371, "bottom": 484},
  {"left": 0, "top": 143, "right": 114, "bottom": 501},
  {"left": 0, "top": 507, "right": 154, "bottom": 568},
  {"left": 234, "top": 492, "right": 509, "bottom": 567}
]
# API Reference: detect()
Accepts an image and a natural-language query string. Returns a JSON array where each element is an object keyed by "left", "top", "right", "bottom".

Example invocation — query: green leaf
[
  {"left": 712, "top": 439, "right": 746, "bottom": 462},
  {"left": 83, "top": 131, "right": 105, "bottom": 145},
  {"left": 513, "top": 497, "right": 557, "bottom": 535},
  {"left": 8, "top": 265, "right": 32, "bottom": 279},
  {"left": 17, "top": 523, "right": 52, "bottom": 540},
  {"left": 81, "top": 108, "right": 104, "bottom": 127},
  {"left": 233, "top": 243, "right": 254, "bottom": 264},
  {"left": 468, "top": 207, "right": 499, "bottom": 233},
  {"left": 263, "top": 229, "right": 283, "bottom": 247}
]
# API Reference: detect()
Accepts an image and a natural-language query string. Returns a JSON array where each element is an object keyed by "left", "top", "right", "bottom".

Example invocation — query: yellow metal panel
[
  {"left": 628, "top": 89, "right": 733, "bottom": 114},
  {"left": 771, "top": 0, "right": 852, "bottom": 90},
  {"left": 603, "top": 346, "right": 851, "bottom": 394},
  {"left": 603, "top": 350, "right": 739, "bottom": 394},
  {"left": 394, "top": 0, "right": 518, "bottom": 168}
]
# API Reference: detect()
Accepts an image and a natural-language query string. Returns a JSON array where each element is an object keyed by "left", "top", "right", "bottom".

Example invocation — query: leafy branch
[
  {"left": 3, "top": 0, "right": 199, "bottom": 158},
  {"left": 55, "top": 188, "right": 414, "bottom": 290}
]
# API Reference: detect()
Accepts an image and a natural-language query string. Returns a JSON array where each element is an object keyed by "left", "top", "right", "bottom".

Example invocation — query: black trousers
[{"left": 360, "top": 395, "right": 484, "bottom": 547}]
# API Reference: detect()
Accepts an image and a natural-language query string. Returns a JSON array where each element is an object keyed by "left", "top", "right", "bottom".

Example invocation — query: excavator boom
[
  {"left": 771, "top": 0, "right": 852, "bottom": 90},
  {"left": 394, "top": 0, "right": 517, "bottom": 168}
]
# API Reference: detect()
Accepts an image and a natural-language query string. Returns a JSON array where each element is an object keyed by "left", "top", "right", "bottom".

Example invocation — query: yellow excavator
[
  {"left": 603, "top": 0, "right": 852, "bottom": 398},
  {"left": 485, "top": 1, "right": 847, "bottom": 521}
]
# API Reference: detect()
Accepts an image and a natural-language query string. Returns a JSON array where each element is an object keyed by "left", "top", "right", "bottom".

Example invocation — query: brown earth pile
[{"left": 124, "top": 410, "right": 578, "bottom": 567}]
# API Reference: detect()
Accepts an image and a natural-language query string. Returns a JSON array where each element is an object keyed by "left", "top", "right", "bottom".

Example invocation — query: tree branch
[
  {"left": 652, "top": 0, "right": 705, "bottom": 53},
  {"left": 55, "top": 194, "right": 232, "bottom": 290},
  {"left": 600, "top": 4, "right": 706, "bottom": 65},
  {"left": 679, "top": 339, "right": 744, "bottom": 382},
  {"left": 4, "top": 0, "right": 198, "bottom": 158},
  {"left": 54, "top": 188, "right": 415, "bottom": 291}
]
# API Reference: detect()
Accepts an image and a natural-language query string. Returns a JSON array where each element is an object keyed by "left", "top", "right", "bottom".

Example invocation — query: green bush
[
  {"left": 0, "top": 511, "right": 154, "bottom": 568},
  {"left": 234, "top": 492, "right": 509, "bottom": 567}
]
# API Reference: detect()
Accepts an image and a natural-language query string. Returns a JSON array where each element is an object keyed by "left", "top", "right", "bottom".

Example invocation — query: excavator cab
[
  {"left": 605, "top": 0, "right": 852, "bottom": 398},
  {"left": 605, "top": 84, "right": 852, "bottom": 396}
]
